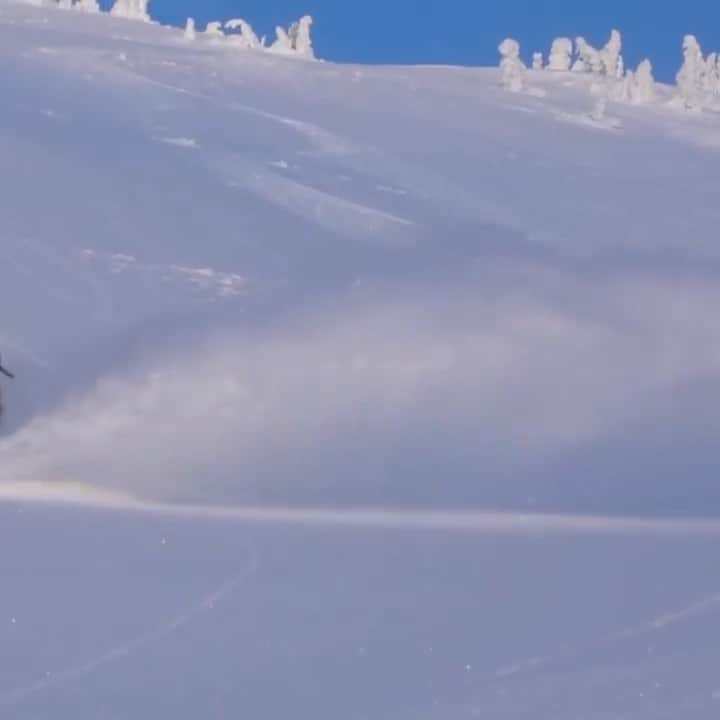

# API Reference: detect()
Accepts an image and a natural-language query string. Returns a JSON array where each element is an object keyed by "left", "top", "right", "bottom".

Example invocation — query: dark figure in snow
[
  {"left": 0, "top": 354, "right": 13, "bottom": 418},
  {"left": 0, "top": 359, "right": 13, "bottom": 379}
]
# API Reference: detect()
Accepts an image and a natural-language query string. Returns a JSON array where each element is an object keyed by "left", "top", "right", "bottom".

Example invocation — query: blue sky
[{"left": 145, "top": 0, "right": 719, "bottom": 81}]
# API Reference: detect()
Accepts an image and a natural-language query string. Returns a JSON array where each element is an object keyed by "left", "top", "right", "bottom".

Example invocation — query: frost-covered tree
[
  {"left": 184, "top": 17, "right": 196, "bottom": 41},
  {"left": 225, "top": 19, "right": 262, "bottom": 49},
  {"left": 702, "top": 52, "right": 720, "bottom": 96},
  {"left": 624, "top": 59, "right": 655, "bottom": 104},
  {"left": 110, "top": 0, "right": 150, "bottom": 22},
  {"left": 271, "top": 26, "right": 293, "bottom": 53},
  {"left": 547, "top": 37, "right": 572, "bottom": 71},
  {"left": 676, "top": 34, "right": 705, "bottom": 110},
  {"left": 288, "top": 15, "right": 314, "bottom": 57},
  {"left": 620, "top": 69, "right": 633, "bottom": 100},
  {"left": 498, "top": 38, "right": 526, "bottom": 93},
  {"left": 76, "top": 0, "right": 100, "bottom": 11},
  {"left": 532, "top": 52, "right": 543, "bottom": 70},
  {"left": 713, "top": 55, "right": 720, "bottom": 95},
  {"left": 599, "top": 29, "right": 623, "bottom": 78},
  {"left": 573, "top": 31, "right": 623, "bottom": 77},
  {"left": 205, "top": 21, "right": 224, "bottom": 37},
  {"left": 270, "top": 15, "right": 315, "bottom": 58},
  {"left": 572, "top": 36, "right": 602, "bottom": 73}
]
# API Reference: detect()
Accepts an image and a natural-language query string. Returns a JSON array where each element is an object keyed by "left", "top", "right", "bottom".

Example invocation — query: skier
[
  {"left": 0, "top": 353, "right": 11, "bottom": 419},
  {"left": 0, "top": 354, "right": 13, "bottom": 379}
]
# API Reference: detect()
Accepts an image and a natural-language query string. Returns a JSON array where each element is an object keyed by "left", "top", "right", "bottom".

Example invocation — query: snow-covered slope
[
  {"left": 3, "top": 2, "right": 720, "bottom": 512},
  {"left": 1, "top": 3, "right": 720, "bottom": 718}
]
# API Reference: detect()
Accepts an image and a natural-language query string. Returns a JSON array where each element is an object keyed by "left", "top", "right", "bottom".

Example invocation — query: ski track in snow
[
  {"left": 0, "top": 542, "right": 260, "bottom": 710},
  {"left": 610, "top": 591, "right": 720, "bottom": 640},
  {"left": 119, "top": 65, "right": 347, "bottom": 154},
  {"left": 492, "top": 589, "right": 720, "bottom": 682},
  {"left": 226, "top": 167, "right": 416, "bottom": 243},
  {"left": 115, "top": 62, "right": 513, "bottom": 230},
  {"left": 115, "top": 66, "right": 418, "bottom": 240}
]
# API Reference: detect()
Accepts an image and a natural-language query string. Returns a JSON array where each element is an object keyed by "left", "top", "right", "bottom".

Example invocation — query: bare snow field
[{"left": 1, "top": 1, "right": 720, "bottom": 717}]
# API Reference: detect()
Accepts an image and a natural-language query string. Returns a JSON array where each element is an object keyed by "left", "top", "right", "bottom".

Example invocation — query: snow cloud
[{"left": 2, "top": 269, "right": 720, "bottom": 509}]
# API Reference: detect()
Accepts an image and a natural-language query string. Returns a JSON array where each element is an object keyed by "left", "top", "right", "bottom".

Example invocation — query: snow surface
[{"left": 1, "top": 2, "right": 720, "bottom": 718}]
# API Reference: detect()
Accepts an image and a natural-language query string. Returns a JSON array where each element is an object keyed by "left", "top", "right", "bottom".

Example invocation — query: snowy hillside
[{"left": 1, "top": 2, "right": 720, "bottom": 718}]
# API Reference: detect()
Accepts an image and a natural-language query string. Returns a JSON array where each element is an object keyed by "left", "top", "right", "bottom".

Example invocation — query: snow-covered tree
[
  {"left": 573, "top": 31, "right": 623, "bottom": 77},
  {"left": 547, "top": 37, "right": 572, "bottom": 71},
  {"left": 600, "top": 29, "right": 623, "bottom": 78},
  {"left": 572, "top": 36, "right": 602, "bottom": 73},
  {"left": 271, "top": 26, "right": 293, "bottom": 53},
  {"left": 76, "top": 0, "right": 100, "bottom": 11},
  {"left": 713, "top": 55, "right": 720, "bottom": 96},
  {"left": 270, "top": 15, "right": 315, "bottom": 58},
  {"left": 205, "top": 21, "right": 224, "bottom": 37},
  {"left": 50, "top": 0, "right": 99, "bottom": 11},
  {"left": 184, "top": 17, "right": 196, "bottom": 41},
  {"left": 110, "top": 0, "right": 150, "bottom": 22},
  {"left": 624, "top": 59, "right": 655, "bottom": 104},
  {"left": 532, "top": 52, "right": 543, "bottom": 70},
  {"left": 225, "top": 19, "right": 262, "bottom": 49},
  {"left": 676, "top": 34, "right": 705, "bottom": 110},
  {"left": 288, "top": 15, "right": 314, "bottom": 58},
  {"left": 702, "top": 52, "right": 720, "bottom": 96},
  {"left": 498, "top": 38, "right": 526, "bottom": 93}
]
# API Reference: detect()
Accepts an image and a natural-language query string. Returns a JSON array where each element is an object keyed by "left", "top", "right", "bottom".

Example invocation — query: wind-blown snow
[{"left": 1, "top": 5, "right": 720, "bottom": 716}]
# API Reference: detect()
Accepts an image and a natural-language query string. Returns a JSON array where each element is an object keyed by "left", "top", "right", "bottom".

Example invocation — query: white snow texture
[{"left": 1, "top": 3, "right": 720, "bottom": 719}]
